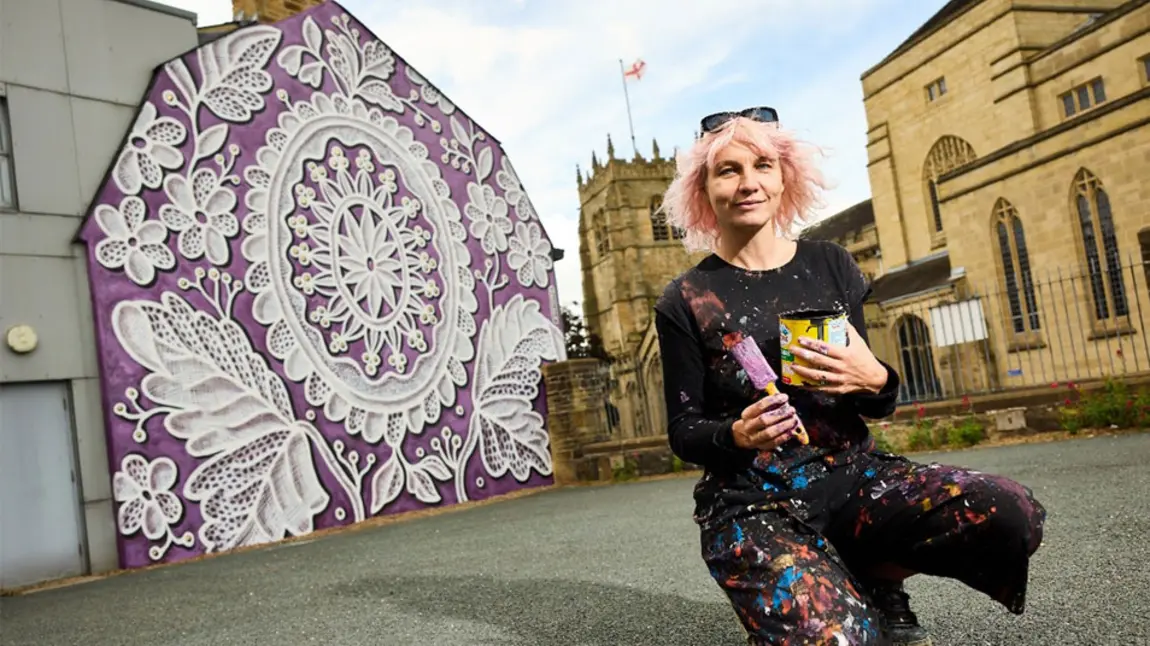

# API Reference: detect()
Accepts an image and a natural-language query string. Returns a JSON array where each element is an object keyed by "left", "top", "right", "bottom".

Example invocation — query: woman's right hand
[{"left": 731, "top": 393, "right": 799, "bottom": 451}]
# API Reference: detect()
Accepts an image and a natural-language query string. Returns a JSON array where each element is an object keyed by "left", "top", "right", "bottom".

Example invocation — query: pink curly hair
[{"left": 661, "top": 116, "right": 830, "bottom": 253}]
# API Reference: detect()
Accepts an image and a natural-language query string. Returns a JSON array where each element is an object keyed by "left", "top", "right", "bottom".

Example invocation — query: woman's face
[{"left": 705, "top": 142, "right": 784, "bottom": 234}]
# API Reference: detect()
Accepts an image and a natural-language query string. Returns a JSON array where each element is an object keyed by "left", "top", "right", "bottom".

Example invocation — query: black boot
[{"left": 868, "top": 580, "right": 933, "bottom": 646}]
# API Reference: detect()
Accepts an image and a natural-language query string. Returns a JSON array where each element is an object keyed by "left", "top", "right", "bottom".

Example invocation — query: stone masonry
[{"left": 551, "top": 0, "right": 1150, "bottom": 480}]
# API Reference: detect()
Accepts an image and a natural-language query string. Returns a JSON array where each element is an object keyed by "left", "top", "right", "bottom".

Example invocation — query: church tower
[{"left": 576, "top": 136, "right": 704, "bottom": 362}]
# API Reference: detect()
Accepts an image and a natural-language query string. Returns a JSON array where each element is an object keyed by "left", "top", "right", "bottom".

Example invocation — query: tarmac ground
[{"left": 2, "top": 432, "right": 1148, "bottom": 645}]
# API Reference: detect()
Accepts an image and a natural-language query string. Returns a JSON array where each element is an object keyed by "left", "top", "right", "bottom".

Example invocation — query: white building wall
[{"left": 0, "top": 0, "right": 199, "bottom": 588}]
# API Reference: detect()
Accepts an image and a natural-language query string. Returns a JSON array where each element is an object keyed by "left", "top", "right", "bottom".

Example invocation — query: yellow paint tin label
[{"left": 779, "top": 309, "right": 848, "bottom": 386}]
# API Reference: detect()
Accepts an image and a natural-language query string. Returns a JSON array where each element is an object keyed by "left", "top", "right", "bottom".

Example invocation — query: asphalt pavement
[{"left": 2, "top": 432, "right": 1148, "bottom": 645}]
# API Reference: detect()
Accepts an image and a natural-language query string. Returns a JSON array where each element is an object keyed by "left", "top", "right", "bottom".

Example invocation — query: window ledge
[
  {"left": 1007, "top": 334, "right": 1046, "bottom": 353},
  {"left": 930, "top": 230, "right": 947, "bottom": 249},
  {"left": 1088, "top": 323, "right": 1137, "bottom": 340}
]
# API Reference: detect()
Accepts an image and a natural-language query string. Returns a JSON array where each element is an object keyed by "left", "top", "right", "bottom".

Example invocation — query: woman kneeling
[{"left": 653, "top": 108, "right": 1046, "bottom": 646}]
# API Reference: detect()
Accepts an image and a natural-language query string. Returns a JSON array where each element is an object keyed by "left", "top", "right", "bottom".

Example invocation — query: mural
[{"left": 79, "top": 1, "right": 565, "bottom": 568}]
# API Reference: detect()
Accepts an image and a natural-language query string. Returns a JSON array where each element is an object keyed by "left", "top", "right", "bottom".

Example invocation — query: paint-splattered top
[{"left": 653, "top": 239, "right": 901, "bottom": 520}]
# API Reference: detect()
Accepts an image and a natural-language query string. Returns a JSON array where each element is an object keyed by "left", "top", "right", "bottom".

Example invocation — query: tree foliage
[{"left": 559, "top": 304, "right": 609, "bottom": 361}]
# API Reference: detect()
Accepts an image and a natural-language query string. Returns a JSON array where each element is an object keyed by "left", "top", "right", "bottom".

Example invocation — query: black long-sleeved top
[{"left": 653, "top": 239, "right": 900, "bottom": 524}]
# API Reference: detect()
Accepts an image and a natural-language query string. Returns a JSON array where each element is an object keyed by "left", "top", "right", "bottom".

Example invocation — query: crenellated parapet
[{"left": 577, "top": 135, "right": 677, "bottom": 205}]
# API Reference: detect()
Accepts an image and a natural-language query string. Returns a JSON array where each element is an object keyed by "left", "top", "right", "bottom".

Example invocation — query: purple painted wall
[{"left": 78, "top": 1, "right": 564, "bottom": 569}]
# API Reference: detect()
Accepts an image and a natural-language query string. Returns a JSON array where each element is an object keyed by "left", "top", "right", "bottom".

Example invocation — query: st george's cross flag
[{"left": 623, "top": 59, "right": 646, "bottom": 81}]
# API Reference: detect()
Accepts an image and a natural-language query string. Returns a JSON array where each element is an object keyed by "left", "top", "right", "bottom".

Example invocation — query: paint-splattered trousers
[{"left": 700, "top": 450, "right": 1046, "bottom": 645}]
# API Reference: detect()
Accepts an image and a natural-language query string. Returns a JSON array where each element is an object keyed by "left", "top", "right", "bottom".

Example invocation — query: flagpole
[{"left": 618, "top": 58, "right": 638, "bottom": 158}]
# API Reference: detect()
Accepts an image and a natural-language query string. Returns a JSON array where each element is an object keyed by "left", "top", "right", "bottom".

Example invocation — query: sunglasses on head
[{"left": 698, "top": 106, "right": 780, "bottom": 137}]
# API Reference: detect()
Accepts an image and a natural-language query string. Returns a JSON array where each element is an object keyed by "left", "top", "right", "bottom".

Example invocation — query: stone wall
[
  {"left": 542, "top": 356, "right": 703, "bottom": 483},
  {"left": 576, "top": 140, "right": 708, "bottom": 361},
  {"left": 543, "top": 359, "right": 613, "bottom": 484}
]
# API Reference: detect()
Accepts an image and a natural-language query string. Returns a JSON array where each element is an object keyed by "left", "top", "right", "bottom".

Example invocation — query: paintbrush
[{"left": 723, "top": 332, "right": 810, "bottom": 445}]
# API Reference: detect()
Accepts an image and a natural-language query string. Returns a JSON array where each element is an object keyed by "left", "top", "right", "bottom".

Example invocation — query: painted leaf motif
[
  {"left": 476, "top": 146, "right": 493, "bottom": 183},
  {"left": 164, "top": 59, "right": 198, "bottom": 106},
  {"left": 186, "top": 424, "right": 328, "bottom": 552},
  {"left": 361, "top": 40, "right": 395, "bottom": 79},
  {"left": 358, "top": 80, "right": 403, "bottom": 113},
  {"left": 198, "top": 25, "right": 282, "bottom": 122},
  {"left": 327, "top": 31, "right": 361, "bottom": 93},
  {"left": 407, "top": 466, "right": 441, "bottom": 504},
  {"left": 369, "top": 453, "right": 404, "bottom": 514},
  {"left": 417, "top": 455, "right": 452, "bottom": 481},
  {"left": 302, "top": 15, "right": 323, "bottom": 52},
  {"left": 470, "top": 295, "right": 564, "bottom": 481},
  {"left": 400, "top": 455, "right": 452, "bottom": 506},
  {"left": 450, "top": 116, "right": 470, "bottom": 148},
  {"left": 276, "top": 45, "right": 306, "bottom": 75},
  {"left": 112, "top": 292, "right": 329, "bottom": 552},
  {"left": 298, "top": 62, "right": 325, "bottom": 88},
  {"left": 196, "top": 124, "right": 229, "bottom": 159}
]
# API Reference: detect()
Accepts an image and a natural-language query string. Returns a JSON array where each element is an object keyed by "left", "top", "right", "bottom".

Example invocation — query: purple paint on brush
[{"left": 729, "top": 336, "right": 777, "bottom": 391}]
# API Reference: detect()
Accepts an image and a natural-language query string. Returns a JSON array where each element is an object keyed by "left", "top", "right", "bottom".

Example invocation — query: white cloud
[
  {"left": 348, "top": 0, "right": 901, "bottom": 309},
  {"left": 157, "top": 0, "right": 909, "bottom": 310}
]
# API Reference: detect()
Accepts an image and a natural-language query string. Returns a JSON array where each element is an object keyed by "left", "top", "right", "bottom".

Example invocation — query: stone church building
[{"left": 577, "top": 0, "right": 1150, "bottom": 445}]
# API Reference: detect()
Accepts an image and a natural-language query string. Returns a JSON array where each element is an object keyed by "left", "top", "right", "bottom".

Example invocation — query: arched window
[
  {"left": 648, "top": 195, "right": 683, "bottom": 242},
  {"left": 923, "top": 136, "right": 977, "bottom": 236},
  {"left": 1072, "top": 169, "right": 1127, "bottom": 321},
  {"left": 895, "top": 315, "right": 941, "bottom": 401},
  {"left": 992, "top": 199, "right": 1040, "bottom": 334}
]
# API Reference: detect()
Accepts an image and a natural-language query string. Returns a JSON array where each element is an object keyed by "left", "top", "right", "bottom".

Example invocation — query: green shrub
[
  {"left": 873, "top": 431, "right": 895, "bottom": 453},
  {"left": 1058, "top": 379, "right": 1149, "bottom": 432},
  {"left": 611, "top": 454, "right": 639, "bottom": 481},
  {"left": 907, "top": 419, "right": 938, "bottom": 451},
  {"left": 947, "top": 417, "right": 986, "bottom": 447}
]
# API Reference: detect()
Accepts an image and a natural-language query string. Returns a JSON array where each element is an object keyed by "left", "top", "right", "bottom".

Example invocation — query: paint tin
[{"left": 779, "top": 309, "right": 849, "bottom": 386}]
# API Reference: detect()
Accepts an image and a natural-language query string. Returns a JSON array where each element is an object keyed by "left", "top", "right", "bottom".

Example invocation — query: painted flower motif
[
  {"left": 328, "top": 146, "right": 350, "bottom": 172},
  {"left": 308, "top": 162, "right": 328, "bottom": 182},
  {"left": 159, "top": 168, "right": 239, "bottom": 265},
  {"left": 242, "top": 92, "right": 477, "bottom": 446},
  {"left": 93, "top": 196, "right": 175, "bottom": 286},
  {"left": 464, "top": 183, "right": 512, "bottom": 255},
  {"left": 417, "top": 251, "right": 437, "bottom": 274},
  {"left": 288, "top": 214, "right": 310, "bottom": 238},
  {"left": 355, "top": 149, "right": 376, "bottom": 173},
  {"left": 507, "top": 221, "right": 553, "bottom": 288},
  {"left": 410, "top": 225, "right": 432, "bottom": 248},
  {"left": 113, "top": 102, "right": 187, "bottom": 195},
  {"left": 495, "top": 156, "right": 537, "bottom": 221},
  {"left": 295, "top": 184, "right": 317, "bottom": 208},
  {"left": 337, "top": 213, "right": 405, "bottom": 318},
  {"left": 113, "top": 454, "right": 183, "bottom": 541}
]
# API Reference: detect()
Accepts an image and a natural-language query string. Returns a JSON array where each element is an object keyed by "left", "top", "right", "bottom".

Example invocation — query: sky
[{"left": 162, "top": 0, "right": 948, "bottom": 311}]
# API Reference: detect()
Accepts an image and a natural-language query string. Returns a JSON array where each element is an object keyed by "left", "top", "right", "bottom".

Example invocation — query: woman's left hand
[{"left": 790, "top": 323, "right": 889, "bottom": 395}]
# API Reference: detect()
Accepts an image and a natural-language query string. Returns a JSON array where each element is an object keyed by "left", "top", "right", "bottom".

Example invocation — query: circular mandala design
[{"left": 244, "top": 94, "right": 477, "bottom": 446}]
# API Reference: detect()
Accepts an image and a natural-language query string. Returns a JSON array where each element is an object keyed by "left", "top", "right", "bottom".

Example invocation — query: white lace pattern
[{"left": 82, "top": 5, "right": 562, "bottom": 569}]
